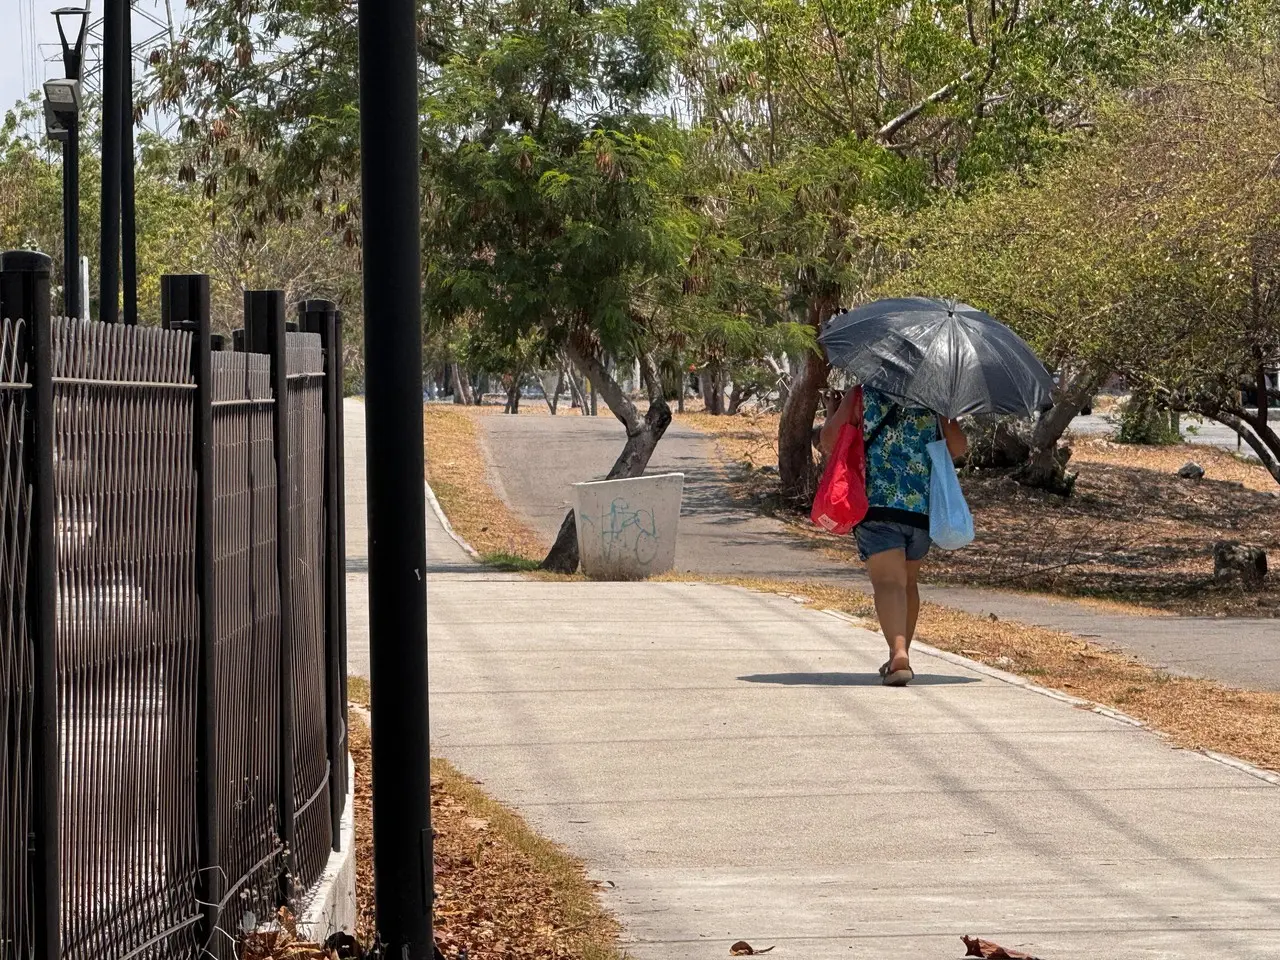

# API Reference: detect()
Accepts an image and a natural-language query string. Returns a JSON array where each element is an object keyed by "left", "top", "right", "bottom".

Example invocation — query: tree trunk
[
  {"left": 451, "top": 363, "right": 475, "bottom": 405},
  {"left": 778, "top": 348, "right": 831, "bottom": 505},
  {"left": 542, "top": 344, "right": 671, "bottom": 573},
  {"left": 544, "top": 367, "right": 564, "bottom": 415},
  {"left": 1007, "top": 366, "right": 1107, "bottom": 495},
  {"left": 564, "top": 356, "right": 586, "bottom": 410},
  {"left": 589, "top": 379, "right": 598, "bottom": 416},
  {"left": 727, "top": 382, "right": 755, "bottom": 415},
  {"left": 1212, "top": 410, "right": 1280, "bottom": 484},
  {"left": 504, "top": 373, "right": 522, "bottom": 414},
  {"left": 764, "top": 355, "right": 791, "bottom": 408}
]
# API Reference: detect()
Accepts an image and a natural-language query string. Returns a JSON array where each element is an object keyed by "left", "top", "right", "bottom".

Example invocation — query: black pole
[
  {"left": 358, "top": 0, "right": 433, "bottom": 950},
  {"left": 121, "top": 7, "right": 137, "bottom": 325},
  {"left": 161, "top": 275, "right": 220, "bottom": 942},
  {"left": 62, "top": 122, "right": 79, "bottom": 318},
  {"left": 245, "top": 289, "right": 297, "bottom": 906},
  {"left": 1, "top": 250, "right": 60, "bottom": 960},
  {"left": 55, "top": 10, "right": 86, "bottom": 320},
  {"left": 333, "top": 310, "right": 348, "bottom": 785},
  {"left": 300, "top": 299, "right": 347, "bottom": 849},
  {"left": 100, "top": 0, "right": 123, "bottom": 324}
]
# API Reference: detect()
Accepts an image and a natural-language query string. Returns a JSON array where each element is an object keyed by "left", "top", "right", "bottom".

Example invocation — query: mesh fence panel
[
  {"left": 284, "top": 333, "right": 331, "bottom": 892},
  {"left": 0, "top": 300, "right": 343, "bottom": 960},
  {"left": 209, "top": 350, "right": 282, "bottom": 948},
  {"left": 0, "top": 318, "right": 32, "bottom": 960},
  {"left": 52, "top": 318, "right": 201, "bottom": 958}
]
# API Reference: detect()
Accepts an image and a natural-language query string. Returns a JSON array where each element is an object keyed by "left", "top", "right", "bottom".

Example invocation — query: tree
[
  {"left": 882, "top": 48, "right": 1280, "bottom": 485},
  {"left": 683, "top": 0, "right": 1224, "bottom": 502}
]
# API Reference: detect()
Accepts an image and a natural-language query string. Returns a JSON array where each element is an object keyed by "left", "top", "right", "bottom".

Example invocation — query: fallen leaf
[
  {"left": 730, "top": 941, "right": 775, "bottom": 955},
  {"left": 962, "top": 934, "right": 1043, "bottom": 959}
]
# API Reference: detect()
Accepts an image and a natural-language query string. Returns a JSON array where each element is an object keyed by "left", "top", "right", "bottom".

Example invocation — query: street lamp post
[{"left": 47, "top": 5, "right": 90, "bottom": 320}]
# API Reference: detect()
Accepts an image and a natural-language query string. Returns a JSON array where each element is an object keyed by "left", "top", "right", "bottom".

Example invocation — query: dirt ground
[{"left": 682, "top": 412, "right": 1280, "bottom": 616}]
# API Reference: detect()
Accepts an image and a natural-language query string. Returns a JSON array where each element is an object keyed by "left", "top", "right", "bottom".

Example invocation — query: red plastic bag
[{"left": 811, "top": 388, "right": 869, "bottom": 535}]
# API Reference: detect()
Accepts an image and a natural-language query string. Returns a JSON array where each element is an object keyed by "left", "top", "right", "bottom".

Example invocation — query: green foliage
[
  {"left": 878, "top": 46, "right": 1280, "bottom": 459},
  {"left": 1116, "top": 401, "right": 1181, "bottom": 446}
]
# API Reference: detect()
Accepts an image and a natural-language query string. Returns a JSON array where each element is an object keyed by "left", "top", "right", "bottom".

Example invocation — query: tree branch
[
  {"left": 877, "top": 68, "right": 980, "bottom": 142},
  {"left": 564, "top": 333, "right": 641, "bottom": 433}
]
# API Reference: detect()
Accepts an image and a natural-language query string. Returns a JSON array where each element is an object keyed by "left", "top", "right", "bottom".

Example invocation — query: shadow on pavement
[{"left": 738, "top": 671, "right": 981, "bottom": 687}]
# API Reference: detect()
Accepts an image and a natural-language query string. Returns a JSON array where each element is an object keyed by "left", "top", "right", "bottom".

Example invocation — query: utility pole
[{"left": 358, "top": 0, "right": 435, "bottom": 954}]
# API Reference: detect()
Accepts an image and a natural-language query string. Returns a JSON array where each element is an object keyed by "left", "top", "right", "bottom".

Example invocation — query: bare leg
[
  {"left": 906, "top": 559, "right": 922, "bottom": 649},
  {"left": 867, "top": 549, "right": 910, "bottom": 673}
]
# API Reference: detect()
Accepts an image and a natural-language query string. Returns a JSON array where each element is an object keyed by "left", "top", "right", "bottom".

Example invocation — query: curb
[
  {"left": 296, "top": 754, "right": 358, "bottom": 940},
  {"left": 423, "top": 479, "right": 480, "bottom": 560},
  {"left": 816, "top": 607, "right": 1280, "bottom": 787}
]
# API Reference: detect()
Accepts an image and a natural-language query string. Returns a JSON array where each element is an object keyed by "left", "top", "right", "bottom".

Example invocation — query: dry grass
[
  {"left": 663, "top": 574, "right": 1280, "bottom": 773},
  {"left": 682, "top": 412, "right": 1280, "bottom": 616},
  {"left": 1070, "top": 434, "right": 1274, "bottom": 491},
  {"left": 424, "top": 406, "right": 547, "bottom": 565},
  {"left": 348, "top": 684, "right": 625, "bottom": 960},
  {"left": 678, "top": 410, "right": 780, "bottom": 474}
]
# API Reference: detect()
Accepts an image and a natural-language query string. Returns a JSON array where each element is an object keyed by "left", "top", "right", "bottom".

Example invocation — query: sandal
[{"left": 882, "top": 657, "right": 914, "bottom": 687}]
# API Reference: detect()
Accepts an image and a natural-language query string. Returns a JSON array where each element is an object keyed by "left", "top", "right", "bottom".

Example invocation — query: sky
[{"left": 1, "top": 0, "right": 186, "bottom": 132}]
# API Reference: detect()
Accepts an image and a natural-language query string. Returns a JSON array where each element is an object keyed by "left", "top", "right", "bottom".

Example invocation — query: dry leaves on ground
[
  {"left": 349, "top": 705, "right": 623, "bottom": 960},
  {"left": 684, "top": 412, "right": 1280, "bottom": 616},
  {"left": 962, "top": 935, "right": 1043, "bottom": 959},
  {"left": 241, "top": 910, "right": 365, "bottom": 959}
]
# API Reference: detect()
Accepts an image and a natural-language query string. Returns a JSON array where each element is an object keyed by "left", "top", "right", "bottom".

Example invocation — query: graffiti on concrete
[{"left": 579, "top": 496, "right": 660, "bottom": 568}]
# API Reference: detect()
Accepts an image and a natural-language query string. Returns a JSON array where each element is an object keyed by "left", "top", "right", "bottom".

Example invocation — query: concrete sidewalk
[
  {"left": 476, "top": 413, "right": 1280, "bottom": 692},
  {"left": 346, "top": 400, "right": 1280, "bottom": 959},
  {"left": 425, "top": 579, "right": 1280, "bottom": 959}
]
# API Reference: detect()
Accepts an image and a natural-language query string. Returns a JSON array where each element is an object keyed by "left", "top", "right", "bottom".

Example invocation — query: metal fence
[{"left": 0, "top": 254, "right": 348, "bottom": 960}]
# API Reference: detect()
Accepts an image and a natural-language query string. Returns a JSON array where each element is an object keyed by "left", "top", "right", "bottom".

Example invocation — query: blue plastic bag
[{"left": 927, "top": 438, "right": 974, "bottom": 551}]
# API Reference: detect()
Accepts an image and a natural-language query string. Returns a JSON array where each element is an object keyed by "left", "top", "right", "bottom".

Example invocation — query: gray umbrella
[{"left": 819, "top": 297, "right": 1054, "bottom": 418}]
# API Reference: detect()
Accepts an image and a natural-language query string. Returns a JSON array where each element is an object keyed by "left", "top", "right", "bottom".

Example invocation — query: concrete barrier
[
  {"left": 573, "top": 473, "right": 684, "bottom": 579},
  {"left": 296, "top": 754, "right": 358, "bottom": 941}
]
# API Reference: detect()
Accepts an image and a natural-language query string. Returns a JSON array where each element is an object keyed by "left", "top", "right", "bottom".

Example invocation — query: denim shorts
[{"left": 855, "top": 520, "right": 932, "bottom": 562}]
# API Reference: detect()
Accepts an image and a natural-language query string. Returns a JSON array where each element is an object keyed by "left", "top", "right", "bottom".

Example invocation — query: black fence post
[
  {"left": 300, "top": 299, "right": 346, "bottom": 849},
  {"left": 334, "top": 310, "right": 347, "bottom": 742},
  {"left": 246, "top": 289, "right": 297, "bottom": 906},
  {"left": 161, "top": 274, "right": 220, "bottom": 943},
  {"left": 1, "top": 250, "right": 60, "bottom": 960}
]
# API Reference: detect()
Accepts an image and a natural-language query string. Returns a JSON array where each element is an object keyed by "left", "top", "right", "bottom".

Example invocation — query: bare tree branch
[{"left": 877, "top": 68, "right": 980, "bottom": 142}]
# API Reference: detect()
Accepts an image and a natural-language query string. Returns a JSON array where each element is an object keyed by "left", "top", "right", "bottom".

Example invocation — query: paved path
[
  {"left": 1070, "top": 413, "right": 1260, "bottom": 459},
  {"left": 475, "top": 414, "right": 1280, "bottom": 691},
  {"left": 343, "top": 404, "right": 1280, "bottom": 958},
  {"left": 344, "top": 399, "right": 508, "bottom": 678}
]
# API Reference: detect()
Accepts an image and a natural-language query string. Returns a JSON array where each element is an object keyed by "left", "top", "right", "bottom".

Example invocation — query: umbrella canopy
[{"left": 819, "top": 297, "right": 1054, "bottom": 418}]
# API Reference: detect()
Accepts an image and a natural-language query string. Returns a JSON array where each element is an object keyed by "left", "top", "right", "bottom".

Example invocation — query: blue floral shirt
[{"left": 862, "top": 387, "right": 937, "bottom": 523}]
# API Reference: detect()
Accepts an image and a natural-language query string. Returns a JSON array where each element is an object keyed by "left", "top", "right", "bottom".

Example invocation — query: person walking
[{"left": 819, "top": 386, "right": 967, "bottom": 686}]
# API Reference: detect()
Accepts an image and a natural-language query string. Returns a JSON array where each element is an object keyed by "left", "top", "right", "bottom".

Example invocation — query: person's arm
[
  {"left": 942, "top": 418, "right": 968, "bottom": 460},
  {"left": 819, "top": 389, "right": 860, "bottom": 456}
]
